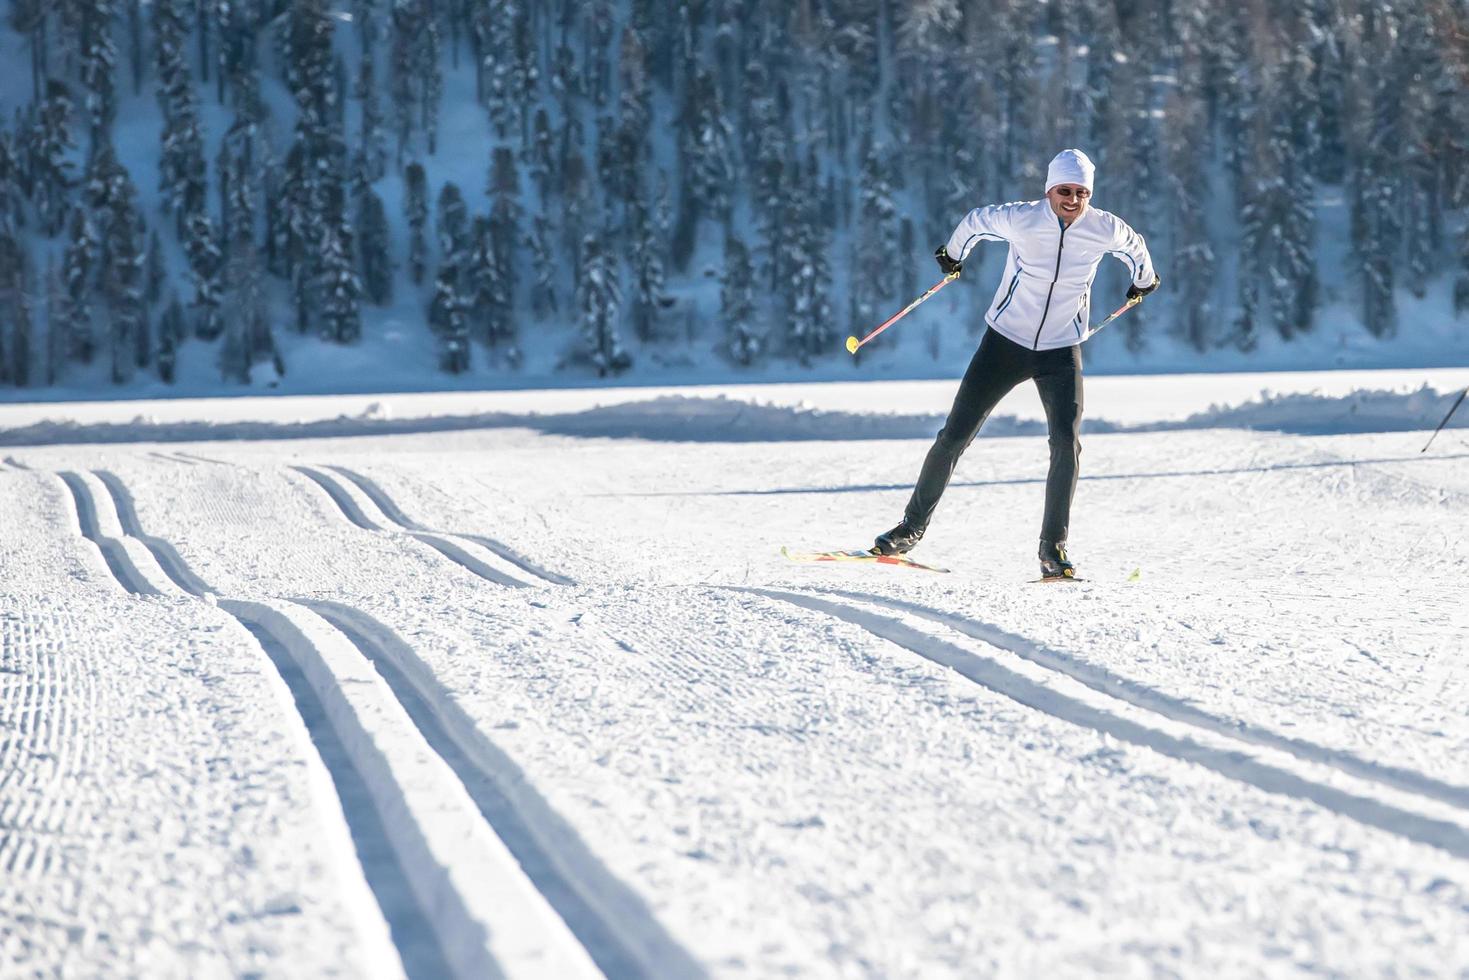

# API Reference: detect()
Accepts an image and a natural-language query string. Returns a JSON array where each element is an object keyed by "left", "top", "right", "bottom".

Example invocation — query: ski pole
[
  {"left": 1422, "top": 385, "right": 1468, "bottom": 453},
  {"left": 1087, "top": 293, "right": 1144, "bottom": 335},
  {"left": 846, "top": 272, "right": 959, "bottom": 355}
]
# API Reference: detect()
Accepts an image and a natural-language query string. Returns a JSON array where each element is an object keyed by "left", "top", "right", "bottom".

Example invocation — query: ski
[
  {"left": 1032, "top": 573, "right": 1084, "bottom": 583},
  {"left": 781, "top": 546, "right": 951, "bottom": 574}
]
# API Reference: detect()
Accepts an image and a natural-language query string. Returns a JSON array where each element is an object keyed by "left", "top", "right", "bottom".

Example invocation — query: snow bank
[{"left": 0, "top": 387, "right": 1464, "bottom": 447}]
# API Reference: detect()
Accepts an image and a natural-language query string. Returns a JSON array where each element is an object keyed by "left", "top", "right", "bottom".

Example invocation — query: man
[{"left": 874, "top": 148, "right": 1159, "bottom": 579}]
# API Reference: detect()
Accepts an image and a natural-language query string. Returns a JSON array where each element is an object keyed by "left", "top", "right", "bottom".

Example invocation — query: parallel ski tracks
[
  {"left": 740, "top": 585, "right": 1469, "bottom": 861},
  {"left": 289, "top": 464, "right": 572, "bottom": 589},
  {"left": 49, "top": 467, "right": 680, "bottom": 979}
]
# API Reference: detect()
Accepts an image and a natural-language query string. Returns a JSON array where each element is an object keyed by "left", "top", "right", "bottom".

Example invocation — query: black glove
[
  {"left": 1126, "top": 275, "right": 1161, "bottom": 301},
  {"left": 935, "top": 246, "right": 962, "bottom": 278}
]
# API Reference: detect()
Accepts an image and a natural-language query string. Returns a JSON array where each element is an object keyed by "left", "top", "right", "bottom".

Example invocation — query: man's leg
[
  {"left": 1033, "top": 344, "right": 1084, "bottom": 546},
  {"left": 900, "top": 329, "right": 1029, "bottom": 532}
]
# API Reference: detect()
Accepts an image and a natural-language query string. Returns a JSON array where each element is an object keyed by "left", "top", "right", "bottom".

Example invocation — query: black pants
[{"left": 903, "top": 327, "right": 1083, "bottom": 544}]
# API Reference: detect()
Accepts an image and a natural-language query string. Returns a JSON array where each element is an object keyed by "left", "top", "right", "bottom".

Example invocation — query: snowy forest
[{"left": 0, "top": 0, "right": 1466, "bottom": 390}]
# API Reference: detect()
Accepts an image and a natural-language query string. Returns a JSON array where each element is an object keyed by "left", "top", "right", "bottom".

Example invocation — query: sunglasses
[{"left": 1053, "top": 186, "right": 1091, "bottom": 199}]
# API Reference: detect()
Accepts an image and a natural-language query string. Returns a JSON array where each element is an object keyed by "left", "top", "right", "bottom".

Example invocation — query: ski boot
[
  {"left": 1038, "top": 538, "right": 1077, "bottom": 580},
  {"left": 873, "top": 520, "right": 924, "bottom": 556}
]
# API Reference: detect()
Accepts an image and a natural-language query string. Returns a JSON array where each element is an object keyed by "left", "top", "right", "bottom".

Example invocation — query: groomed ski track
[{"left": 2, "top": 421, "right": 1467, "bottom": 975}]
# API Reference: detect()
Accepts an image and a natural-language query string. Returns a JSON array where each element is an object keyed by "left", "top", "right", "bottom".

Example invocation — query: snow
[{"left": 3, "top": 372, "right": 1469, "bottom": 976}]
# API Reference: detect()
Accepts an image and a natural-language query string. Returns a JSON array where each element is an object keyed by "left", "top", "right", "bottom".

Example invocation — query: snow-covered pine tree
[
  {"left": 850, "top": 136, "right": 899, "bottom": 347},
  {"left": 404, "top": 161, "right": 428, "bottom": 284},
  {"left": 29, "top": 81, "right": 77, "bottom": 235},
  {"left": 155, "top": 0, "right": 207, "bottom": 235},
  {"left": 784, "top": 154, "right": 833, "bottom": 365},
  {"left": 475, "top": 0, "right": 519, "bottom": 139},
  {"left": 357, "top": 188, "right": 393, "bottom": 305},
  {"left": 99, "top": 168, "right": 145, "bottom": 382},
  {"left": 389, "top": 0, "right": 442, "bottom": 157},
  {"left": 673, "top": 67, "right": 736, "bottom": 266},
  {"left": 145, "top": 230, "right": 164, "bottom": 306},
  {"left": 420, "top": 11, "right": 443, "bottom": 154},
  {"left": 720, "top": 232, "right": 759, "bottom": 365},
  {"left": 435, "top": 181, "right": 468, "bottom": 267},
  {"left": 1101, "top": 62, "right": 1158, "bottom": 353},
  {"left": 1164, "top": 30, "right": 1217, "bottom": 352},
  {"left": 560, "top": 147, "right": 590, "bottom": 280},
  {"left": 1265, "top": 49, "right": 1319, "bottom": 339},
  {"left": 628, "top": 190, "right": 669, "bottom": 343},
  {"left": 79, "top": 0, "right": 119, "bottom": 145},
  {"left": 183, "top": 212, "right": 223, "bottom": 339},
  {"left": 1350, "top": 9, "right": 1401, "bottom": 340},
  {"left": 895, "top": 0, "right": 962, "bottom": 228},
  {"left": 577, "top": 232, "right": 630, "bottom": 376},
  {"left": 218, "top": 135, "right": 276, "bottom": 380},
  {"left": 609, "top": 25, "right": 652, "bottom": 211},
  {"left": 156, "top": 292, "right": 185, "bottom": 382},
  {"left": 428, "top": 261, "right": 469, "bottom": 371},
  {"left": 487, "top": 147, "right": 521, "bottom": 364},
  {"left": 525, "top": 215, "right": 557, "bottom": 318},
  {"left": 63, "top": 207, "right": 99, "bottom": 363},
  {"left": 355, "top": 55, "right": 388, "bottom": 183},
  {"left": 528, "top": 108, "right": 554, "bottom": 199},
  {"left": 1304, "top": 0, "right": 1347, "bottom": 185},
  {"left": 318, "top": 186, "right": 363, "bottom": 343},
  {"left": 0, "top": 128, "right": 22, "bottom": 233},
  {"left": 0, "top": 232, "right": 21, "bottom": 386},
  {"left": 1394, "top": 5, "right": 1441, "bottom": 301}
]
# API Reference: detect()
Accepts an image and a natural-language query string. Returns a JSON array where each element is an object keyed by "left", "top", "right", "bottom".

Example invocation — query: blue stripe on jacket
[{"left": 993, "top": 270, "right": 1022, "bottom": 319}]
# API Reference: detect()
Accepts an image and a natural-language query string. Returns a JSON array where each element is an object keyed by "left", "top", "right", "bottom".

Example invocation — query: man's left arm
[{"left": 1110, "top": 218, "right": 1160, "bottom": 299}]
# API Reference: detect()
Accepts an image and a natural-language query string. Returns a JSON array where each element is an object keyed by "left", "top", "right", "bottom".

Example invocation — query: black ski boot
[
  {"left": 873, "top": 521, "right": 924, "bottom": 556},
  {"left": 1038, "top": 539, "right": 1077, "bottom": 580}
]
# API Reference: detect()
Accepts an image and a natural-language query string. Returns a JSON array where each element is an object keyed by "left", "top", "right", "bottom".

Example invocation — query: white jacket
[{"left": 946, "top": 200, "right": 1156, "bottom": 351}]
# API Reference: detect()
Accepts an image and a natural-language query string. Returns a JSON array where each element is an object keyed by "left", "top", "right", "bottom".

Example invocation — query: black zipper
[{"left": 1033, "top": 221, "right": 1068, "bottom": 350}]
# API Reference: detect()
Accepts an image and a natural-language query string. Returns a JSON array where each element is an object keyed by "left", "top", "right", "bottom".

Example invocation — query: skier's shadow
[{"left": 598, "top": 452, "right": 1469, "bottom": 497}]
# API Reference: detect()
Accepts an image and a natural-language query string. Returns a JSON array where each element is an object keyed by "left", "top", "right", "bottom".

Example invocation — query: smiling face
[{"left": 1047, "top": 183, "right": 1091, "bottom": 225}]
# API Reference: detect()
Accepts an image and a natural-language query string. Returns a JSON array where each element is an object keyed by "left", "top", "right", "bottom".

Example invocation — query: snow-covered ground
[{"left": 2, "top": 372, "right": 1468, "bottom": 976}]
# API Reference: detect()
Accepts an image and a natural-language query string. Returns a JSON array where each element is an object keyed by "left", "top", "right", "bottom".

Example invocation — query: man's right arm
[{"left": 937, "top": 204, "right": 1016, "bottom": 276}]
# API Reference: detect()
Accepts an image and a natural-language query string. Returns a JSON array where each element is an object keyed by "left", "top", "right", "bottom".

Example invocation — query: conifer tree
[
  {"left": 404, "top": 161, "right": 428, "bottom": 284},
  {"left": 1165, "top": 38, "right": 1217, "bottom": 352},
  {"left": 0, "top": 232, "right": 22, "bottom": 386},
  {"left": 318, "top": 187, "right": 363, "bottom": 342},
  {"left": 486, "top": 148, "right": 522, "bottom": 362},
  {"left": 428, "top": 262, "right": 469, "bottom": 371},
  {"left": 851, "top": 137, "right": 899, "bottom": 342},
  {"left": 435, "top": 181, "right": 468, "bottom": 265},
  {"left": 184, "top": 212, "right": 223, "bottom": 338},
  {"left": 525, "top": 215, "right": 557, "bottom": 318},
  {"left": 64, "top": 207, "right": 99, "bottom": 363},
  {"left": 156, "top": 293, "right": 185, "bottom": 382},
  {"left": 80, "top": 0, "right": 119, "bottom": 144},
  {"left": 577, "top": 232, "right": 630, "bottom": 376},
  {"left": 356, "top": 55, "right": 388, "bottom": 183},
  {"left": 145, "top": 230, "right": 165, "bottom": 306},
  {"left": 357, "top": 188, "right": 393, "bottom": 304},
  {"left": 721, "top": 234, "right": 759, "bottom": 366},
  {"left": 157, "top": 0, "right": 207, "bottom": 236},
  {"left": 30, "top": 82, "right": 77, "bottom": 235},
  {"left": 784, "top": 156, "right": 833, "bottom": 364},
  {"left": 390, "top": 0, "right": 442, "bottom": 156},
  {"left": 629, "top": 191, "right": 669, "bottom": 343}
]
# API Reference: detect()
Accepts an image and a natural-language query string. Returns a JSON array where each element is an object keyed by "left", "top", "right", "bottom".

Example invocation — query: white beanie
[{"left": 1045, "top": 148, "right": 1095, "bottom": 194}]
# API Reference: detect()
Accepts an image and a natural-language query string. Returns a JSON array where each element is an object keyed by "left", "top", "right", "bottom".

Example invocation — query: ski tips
[{"left": 845, "top": 336, "right": 859, "bottom": 354}]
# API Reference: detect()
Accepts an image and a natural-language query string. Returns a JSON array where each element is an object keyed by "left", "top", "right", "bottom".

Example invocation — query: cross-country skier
[{"left": 873, "top": 148, "right": 1159, "bottom": 579}]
